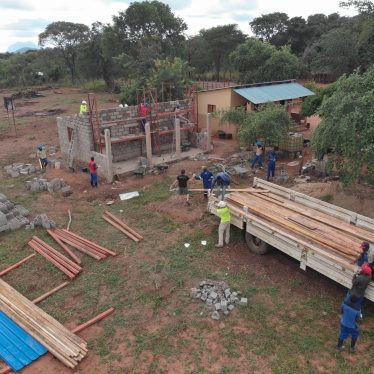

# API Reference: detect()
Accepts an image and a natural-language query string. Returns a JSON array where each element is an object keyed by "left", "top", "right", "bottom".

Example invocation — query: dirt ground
[{"left": 1, "top": 87, "right": 374, "bottom": 373}]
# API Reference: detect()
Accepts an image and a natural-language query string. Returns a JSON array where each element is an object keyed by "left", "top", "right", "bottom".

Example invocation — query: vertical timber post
[
  {"left": 175, "top": 118, "right": 181, "bottom": 159},
  {"left": 104, "top": 129, "right": 113, "bottom": 183},
  {"left": 145, "top": 123, "right": 152, "bottom": 166}
]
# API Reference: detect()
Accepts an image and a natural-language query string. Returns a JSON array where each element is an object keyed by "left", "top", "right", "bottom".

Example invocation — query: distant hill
[
  {"left": 7, "top": 42, "right": 40, "bottom": 53},
  {"left": 14, "top": 47, "right": 39, "bottom": 54}
]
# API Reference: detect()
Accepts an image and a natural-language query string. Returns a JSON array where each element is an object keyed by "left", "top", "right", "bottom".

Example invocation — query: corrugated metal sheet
[
  {"left": 0, "top": 310, "right": 47, "bottom": 371},
  {"left": 234, "top": 82, "right": 315, "bottom": 104}
]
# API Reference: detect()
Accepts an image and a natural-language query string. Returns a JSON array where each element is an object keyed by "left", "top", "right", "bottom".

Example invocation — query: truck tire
[{"left": 244, "top": 232, "right": 271, "bottom": 255}]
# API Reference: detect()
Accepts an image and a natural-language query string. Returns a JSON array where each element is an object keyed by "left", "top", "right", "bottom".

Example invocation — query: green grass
[
  {"left": 321, "top": 194, "right": 333, "bottom": 203},
  {"left": 1, "top": 169, "right": 373, "bottom": 373}
]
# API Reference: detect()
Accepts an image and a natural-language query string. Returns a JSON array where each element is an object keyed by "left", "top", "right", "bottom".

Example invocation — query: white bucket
[{"left": 55, "top": 162, "right": 61, "bottom": 169}]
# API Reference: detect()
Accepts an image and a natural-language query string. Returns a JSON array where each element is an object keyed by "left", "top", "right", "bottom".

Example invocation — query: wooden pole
[
  {"left": 32, "top": 282, "right": 70, "bottom": 304},
  {"left": 0, "top": 253, "right": 36, "bottom": 277}
]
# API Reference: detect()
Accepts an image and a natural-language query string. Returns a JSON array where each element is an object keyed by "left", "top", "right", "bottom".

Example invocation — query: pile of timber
[
  {"left": 50, "top": 229, "right": 117, "bottom": 260},
  {"left": 28, "top": 237, "right": 82, "bottom": 279},
  {"left": 102, "top": 211, "right": 143, "bottom": 242},
  {"left": 0, "top": 278, "right": 87, "bottom": 369},
  {"left": 225, "top": 190, "right": 374, "bottom": 263}
]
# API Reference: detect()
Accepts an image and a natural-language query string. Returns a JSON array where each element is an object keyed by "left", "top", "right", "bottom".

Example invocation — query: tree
[
  {"left": 250, "top": 12, "right": 289, "bottom": 43},
  {"left": 230, "top": 39, "right": 299, "bottom": 83},
  {"left": 339, "top": 0, "right": 374, "bottom": 16},
  {"left": 39, "top": 21, "right": 90, "bottom": 84},
  {"left": 200, "top": 24, "right": 246, "bottom": 80},
  {"left": 147, "top": 57, "right": 193, "bottom": 101},
  {"left": 182, "top": 35, "right": 209, "bottom": 78},
  {"left": 310, "top": 66, "right": 374, "bottom": 185},
  {"left": 112, "top": 0, "right": 187, "bottom": 60},
  {"left": 212, "top": 102, "right": 294, "bottom": 148}
]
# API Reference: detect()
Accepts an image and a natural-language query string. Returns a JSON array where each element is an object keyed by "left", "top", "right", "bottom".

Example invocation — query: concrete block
[
  {"left": 0, "top": 223, "right": 11, "bottom": 233},
  {"left": 5, "top": 212, "right": 14, "bottom": 220},
  {"left": 221, "top": 300, "right": 227, "bottom": 312},
  {"left": 34, "top": 215, "right": 42, "bottom": 226},
  {"left": 228, "top": 304, "right": 235, "bottom": 311},
  {"left": 12, "top": 209, "right": 20, "bottom": 217},
  {"left": 211, "top": 311, "right": 220, "bottom": 320},
  {"left": 28, "top": 166, "right": 36, "bottom": 173},
  {"left": 206, "top": 299, "right": 213, "bottom": 306},
  {"left": 31, "top": 183, "right": 40, "bottom": 191},
  {"left": 60, "top": 179, "right": 66, "bottom": 187},
  {"left": 209, "top": 291, "right": 217, "bottom": 300},
  {"left": 26, "top": 225, "right": 31, "bottom": 230},
  {"left": 26, "top": 181, "right": 32, "bottom": 189},
  {"left": 215, "top": 303, "right": 221, "bottom": 311},
  {"left": 49, "top": 220, "right": 56, "bottom": 228},
  {"left": 15, "top": 206, "right": 29, "bottom": 216},
  {"left": 5, "top": 202, "right": 14, "bottom": 210},
  {"left": 0, "top": 212, "right": 7, "bottom": 226},
  {"left": 237, "top": 298, "right": 248, "bottom": 306},
  {"left": 30, "top": 222, "right": 35, "bottom": 230},
  {"left": 223, "top": 311, "right": 229, "bottom": 316},
  {"left": 61, "top": 186, "right": 71, "bottom": 193},
  {"left": 201, "top": 294, "right": 207, "bottom": 301},
  {"left": 11, "top": 172, "right": 20, "bottom": 178},
  {"left": 9, "top": 219, "right": 21, "bottom": 231},
  {"left": 0, "top": 194, "right": 7, "bottom": 202}
]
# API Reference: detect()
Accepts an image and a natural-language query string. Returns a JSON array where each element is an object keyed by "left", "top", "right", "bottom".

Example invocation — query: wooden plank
[
  {"left": 288, "top": 215, "right": 317, "bottom": 230},
  {"left": 104, "top": 211, "right": 143, "bottom": 240},
  {"left": 32, "top": 282, "right": 70, "bottom": 304},
  {"left": 0, "top": 253, "right": 36, "bottom": 277},
  {"left": 102, "top": 215, "right": 140, "bottom": 242},
  {"left": 47, "top": 230, "right": 82, "bottom": 265}
]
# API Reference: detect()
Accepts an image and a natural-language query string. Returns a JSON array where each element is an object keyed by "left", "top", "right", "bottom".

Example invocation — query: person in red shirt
[
  {"left": 89, "top": 157, "right": 98, "bottom": 187},
  {"left": 139, "top": 102, "right": 149, "bottom": 133}
]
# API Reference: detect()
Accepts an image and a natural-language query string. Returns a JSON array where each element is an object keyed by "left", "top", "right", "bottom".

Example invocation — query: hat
[
  {"left": 257, "top": 141, "right": 262, "bottom": 145},
  {"left": 360, "top": 241, "right": 370, "bottom": 250},
  {"left": 218, "top": 201, "right": 226, "bottom": 208},
  {"left": 145, "top": 102, "right": 149, "bottom": 107},
  {"left": 362, "top": 264, "right": 372, "bottom": 275},
  {"left": 37, "top": 146, "right": 42, "bottom": 150},
  {"left": 82, "top": 101, "right": 87, "bottom": 104},
  {"left": 176, "top": 103, "right": 181, "bottom": 107}
]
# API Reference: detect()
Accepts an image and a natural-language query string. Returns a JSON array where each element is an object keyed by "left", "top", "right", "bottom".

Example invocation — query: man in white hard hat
[
  {"left": 80, "top": 101, "right": 87, "bottom": 114},
  {"left": 215, "top": 200, "right": 230, "bottom": 248}
]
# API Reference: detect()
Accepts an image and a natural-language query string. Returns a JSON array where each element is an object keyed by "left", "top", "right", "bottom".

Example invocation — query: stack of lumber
[
  {"left": 226, "top": 190, "right": 374, "bottom": 263},
  {"left": 28, "top": 237, "right": 82, "bottom": 279},
  {"left": 0, "top": 278, "right": 87, "bottom": 369},
  {"left": 102, "top": 211, "right": 143, "bottom": 242},
  {"left": 51, "top": 229, "right": 117, "bottom": 260}
]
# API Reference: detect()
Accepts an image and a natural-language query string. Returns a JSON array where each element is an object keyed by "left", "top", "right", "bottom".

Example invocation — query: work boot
[
  {"left": 90, "top": 182, "right": 94, "bottom": 187},
  {"left": 95, "top": 183, "right": 98, "bottom": 187},
  {"left": 215, "top": 244, "right": 223, "bottom": 248},
  {"left": 337, "top": 339, "right": 345, "bottom": 352},
  {"left": 350, "top": 338, "right": 357, "bottom": 353}
]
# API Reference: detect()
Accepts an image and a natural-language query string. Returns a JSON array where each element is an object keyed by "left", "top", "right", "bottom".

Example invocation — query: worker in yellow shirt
[
  {"left": 215, "top": 201, "right": 230, "bottom": 248},
  {"left": 80, "top": 101, "right": 87, "bottom": 114}
]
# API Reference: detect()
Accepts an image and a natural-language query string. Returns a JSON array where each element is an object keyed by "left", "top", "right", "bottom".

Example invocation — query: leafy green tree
[
  {"left": 339, "top": 0, "right": 374, "bottom": 17},
  {"left": 200, "top": 24, "right": 246, "bottom": 80},
  {"left": 212, "top": 102, "right": 294, "bottom": 148},
  {"left": 310, "top": 66, "right": 374, "bottom": 185},
  {"left": 230, "top": 39, "right": 299, "bottom": 83},
  {"left": 112, "top": 0, "right": 187, "bottom": 60},
  {"left": 38, "top": 21, "right": 90, "bottom": 84},
  {"left": 147, "top": 57, "right": 193, "bottom": 101},
  {"left": 183, "top": 35, "right": 209, "bottom": 78},
  {"left": 250, "top": 12, "right": 289, "bottom": 43}
]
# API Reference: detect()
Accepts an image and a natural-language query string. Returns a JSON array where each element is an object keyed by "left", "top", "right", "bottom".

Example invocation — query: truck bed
[{"left": 208, "top": 178, "right": 374, "bottom": 302}]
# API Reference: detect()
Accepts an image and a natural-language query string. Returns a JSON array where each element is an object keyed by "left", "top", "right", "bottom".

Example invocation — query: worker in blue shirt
[
  {"left": 337, "top": 294, "right": 362, "bottom": 353},
  {"left": 211, "top": 172, "right": 231, "bottom": 201},
  {"left": 266, "top": 151, "right": 278, "bottom": 181},
  {"left": 195, "top": 167, "right": 214, "bottom": 199}
]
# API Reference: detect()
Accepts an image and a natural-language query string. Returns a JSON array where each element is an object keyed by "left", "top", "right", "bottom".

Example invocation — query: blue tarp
[
  {"left": 234, "top": 82, "right": 315, "bottom": 104},
  {"left": 0, "top": 311, "right": 47, "bottom": 371}
]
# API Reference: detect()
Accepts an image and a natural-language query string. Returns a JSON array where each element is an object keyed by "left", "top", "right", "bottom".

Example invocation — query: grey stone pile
[
  {"left": 26, "top": 177, "right": 71, "bottom": 195},
  {"left": 274, "top": 170, "right": 290, "bottom": 183},
  {"left": 27, "top": 213, "right": 56, "bottom": 230},
  {"left": 0, "top": 193, "right": 30, "bottom": 233},
  {"left": 190, "top": 280, "right": 248, "bottom": 320},
  {"left": 4, "top": 163, "right": 40, "bottom": 178}
]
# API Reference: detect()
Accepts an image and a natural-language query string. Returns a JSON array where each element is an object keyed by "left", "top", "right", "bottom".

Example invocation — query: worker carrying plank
[
  {"left": 211, "top": 172, "right": 231, "bottom": 201},
  {"left": 344, "top": 264, "right": 372, "bottom": 308}
]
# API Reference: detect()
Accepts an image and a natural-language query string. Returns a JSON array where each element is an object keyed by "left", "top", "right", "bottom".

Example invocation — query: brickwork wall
[{"left": 57, "top": 99, "right": 193, "bottom": 164}]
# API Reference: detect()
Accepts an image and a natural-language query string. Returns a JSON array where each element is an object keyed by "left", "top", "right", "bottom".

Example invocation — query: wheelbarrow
[
  {"left": 133, "top": 165, "right": 146, "bottom": 178},
  {"left": 154, "top": 163, "right": 169, "bottom": 174}
]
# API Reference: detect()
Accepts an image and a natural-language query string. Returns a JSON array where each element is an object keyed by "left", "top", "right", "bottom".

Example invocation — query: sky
[{"left": 0, "top": 0, "right": 358, "bottom": 53}]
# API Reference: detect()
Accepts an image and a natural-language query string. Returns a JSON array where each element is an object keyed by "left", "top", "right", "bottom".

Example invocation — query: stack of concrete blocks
[
  {"left": 0, "top": 193, "right": 30, "bottom": 233},
  {"left": 28, "top": 214, "right": 56, "bottom": 230},
  {"left": 57, "top": 99, "right": 193, "bottom": 164},
  {"left": 189, "top": 127, "right": 207, "bottom": 150},
  {"left": 190, "top": 280, "right": 248, "bottom": 320},
  {"left": 4, "top": 163, "right": 40, "bottom": 178},
  {"left": 49, "top": 146, "right": 56, "bottom": 155},
  {"left": 26, "top": 178, "right": 72, "bottom": 196}
]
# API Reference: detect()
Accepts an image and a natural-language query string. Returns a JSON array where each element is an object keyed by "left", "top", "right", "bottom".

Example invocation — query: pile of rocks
[
  {"left": 190, "top": 280, "right": 248, "bottom": 320},
  {"left": 26, "top": 178, "right": 72, "bottom": 196},
  {"left": 274, "top": 170, "right": 290, "bottom": 183},
  {"left": 4, "top": 163, "right": 41, "bottom": 178},
  {"left": 27, "top": 214, "right": 56, "bottom": 230},
  {"left": 0, "top": 193, "right": 30, "bottom": 233}
]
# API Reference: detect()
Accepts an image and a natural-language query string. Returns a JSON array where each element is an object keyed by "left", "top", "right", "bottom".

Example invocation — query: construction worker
[
  {"left": 139, "top": 102, "right": 149, "bottom": 133},
  {"left": 80, "top": 101, "right": 87, "bottom": 114},
  {"left": 350, "top": 241, "right": 373, "bottom": 268},
  {"left": 337, "top": 294, "right": 362, "bottom": 353},
  {"left": 36, "top": 146, "right": 48, "bottom": 169},
  {"left": 344, "top": 264, "right": 372, "bottom": 307},
  {"left": 266, "top": 151, "right": 278, "bottom": 181},
  {"left": 89, "top": 156, "right": 98, "bottom": 187},
  {"left": 251, "top": 141, "right": 264, "bottom": 169},
  {"left": 195, "top": 167, "right": 214, "bottom": 199},
  {"left": 211, "top": 172, "right": 231, "bottom": 201},
  {"left": 170, "top": 169, "right": 191, "bottom": 205},
  {"left": 215, "top": 201, "right": 230, "bottom": 248},
  {"left": 174, "top": 103, "right": 181, "bottom": 118}
]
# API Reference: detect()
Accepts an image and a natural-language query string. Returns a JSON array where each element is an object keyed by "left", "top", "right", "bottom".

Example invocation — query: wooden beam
[
  {"left": 32, "top": 282, "right": 70, "bottom": 304},
  {"left": 104, "top": 211, "right": 143, "bottom": 240},
  {"left": 102, "top": 215, "right": 140, "bottom": 242},
  {"left": 0, "top": 253, "right": 36, "bottom": 277}
]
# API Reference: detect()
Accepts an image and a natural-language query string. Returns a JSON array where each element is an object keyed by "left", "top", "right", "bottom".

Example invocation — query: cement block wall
[{"left": 57, "top": 100, "right": 193, "bottom": 164}]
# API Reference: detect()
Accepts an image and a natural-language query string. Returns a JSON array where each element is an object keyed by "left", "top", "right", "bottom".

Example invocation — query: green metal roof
[{"left": 234, "top": 82, "right": 315, "bottom": 104}]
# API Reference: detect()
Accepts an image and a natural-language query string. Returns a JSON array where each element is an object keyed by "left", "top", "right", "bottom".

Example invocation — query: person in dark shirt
[
  {"left": 266, "top": 151, "right": 278, "bottom": 181},
  {"left": 344, "top": 264, "right": 372, "bottom": 307},
  {"left": 337, "top": 294, "right": 361, "bottom": 353},
  {"left": 171, "top": 169, "right": 191, "bottom": 205}
]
